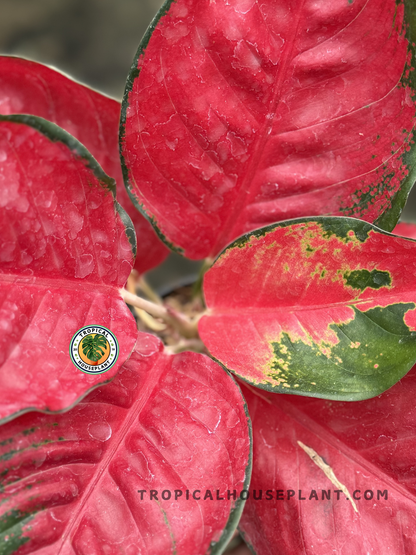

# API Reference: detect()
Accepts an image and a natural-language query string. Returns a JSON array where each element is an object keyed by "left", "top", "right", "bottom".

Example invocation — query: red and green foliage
[
  {"left": 0, "top": 115, "right": 137, "bottom": 423},
  {"left": 1, "top": 0, "right": 416, "bottom": 553},
  {"left": 0, "top": 57, "right": 169, "bottom": 274},
  {"left": 121, "top": 0, "right": 416, "bottom": 259},
  {"left": 200, "top": 217, "right": 416, "bottom": 400},
  {"left": 239, "top": 368, "right": 416, "bottom": 553},
  {"left": 0, "top": 336, "right": 251, "bottom": 554}
]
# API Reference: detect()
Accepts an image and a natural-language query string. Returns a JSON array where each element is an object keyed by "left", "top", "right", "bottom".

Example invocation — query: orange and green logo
[{"left": 69, "top": 326, "right": 119, "bottom": 374}]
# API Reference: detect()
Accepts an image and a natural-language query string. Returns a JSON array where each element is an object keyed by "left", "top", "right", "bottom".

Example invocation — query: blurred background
[{"left": 0, "top": 0, "right": 163, "bottom": 99}]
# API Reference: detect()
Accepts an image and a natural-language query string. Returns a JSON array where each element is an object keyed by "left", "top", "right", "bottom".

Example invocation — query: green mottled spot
[
  {"left": 342, "top": 168, "right": 399, "bottom": 221},
  {"left": 0, "top": 509, "right": 34, "bottom": 555},
  {"left": 0, "top": 469, "right": 8, "bottom": 495},
  {"left": 0, "top": 451, "right": 19, "bottom": 463},
  {"left": 155, "top": 501, "right": 177, "bottom": 555},
  {"left": 31, "top": 440, "right": 53, "bottom": 449},
  {"left": 0, "top": 469, "right": 8, "bottom": 494},
  {"left": 344, "top": 269, "right": 391, "bottom": 292},
  {"left": 0, "top": 439, "right": 54, "bottom": 463},
  {"left": 319, "top": 219, "right": 371, "bottom": 243},
  {"left": 22, "top": 428, "right": 36, "bottom": 437},
  {"left": 0, "top": 439, "right": 12, "bottom": 447},
  {"left": 265, "top": 303, "right": 416, "bottom": 400}
]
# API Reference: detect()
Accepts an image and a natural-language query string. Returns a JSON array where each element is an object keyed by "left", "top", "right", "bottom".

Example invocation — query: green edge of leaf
[
  {"left": 237, "top": 528, "right": 258, "bottom": 555},
  {"left": 208, "top": 373, "right": 253, "bottom": 555},
  {"left": 0, "top": 508, "right": 35, "bottom": 555},
  {"left": 0, "top": 113, "right": 137, "bottom": 260},
  {"left": 212, "top": 216, "right": 379, "bottom": 264},
  {"left": 0, "top": 378, "right": 114, "bottom": 427},
  {"left": 373, "top": 0, "right": 416, "bottom": 231},
  {"left": 119, "top": 0, "right": 186, "bottom": 258},
  {"left": 0, "top": 115, "right": 133, "bottom": 426},
  {"left": 119, "top": 0, "right": 416, "bottom": 252},
  {"left": 205, "top": 216, "right": 416, "bottom": 402},
  {"left": 0, "top": 374, "right": 253, "bottom": 555}
]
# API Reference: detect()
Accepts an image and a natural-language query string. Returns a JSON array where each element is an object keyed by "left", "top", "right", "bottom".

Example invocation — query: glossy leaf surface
[
  {"left": 121, "top": 0, "right": 416, "bottom": 259},
  {"left": 0, "top": 115, "right": 137, "bottom": 423},
  {"left": 239, "top": 373, "right": 416, "bottom": 554},
  {"left": 0, "top": 56, "right": 168, "bottom": 273},
  {"left": 394, "top": 220, "right": 416, "bottom": 239},
  {"left": 0, "top": 335, "right": 252, "bottom": 555},
  {"left": 200, "top": 217, "right": 416, "bottom": 400}
]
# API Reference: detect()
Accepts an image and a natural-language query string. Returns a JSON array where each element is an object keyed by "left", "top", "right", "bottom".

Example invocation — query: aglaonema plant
[{"left": 1, "top": 0, "right": 416, "bottom": 553}]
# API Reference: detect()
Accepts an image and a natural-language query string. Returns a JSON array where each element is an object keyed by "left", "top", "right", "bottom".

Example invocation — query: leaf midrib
[
  {"left": 210, "top": 0, "right": 307, "bottom": 257},
  {"left": 56, "top": 353, "right": 169, "bottom": 554},
  {"left": 207, "top": 294, "right": 416, "bottom": 315}
]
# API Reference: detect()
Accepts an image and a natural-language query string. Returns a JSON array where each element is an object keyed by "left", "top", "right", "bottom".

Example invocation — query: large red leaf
[
  {"left": 0, "top": 334, "right": 251, "bottom": 554},
  {"left": 0, "top": 56, "right": 169, "bottom": 273},
  {"left": 199, "top": 217, "right": 416, "bottom": 400},
  {"left": 238, "top": 370, "right": 416, "bottom": 554},
  {"left": 121, "top": 0, "right": 416, "bottom": 260},
  {"left": 0, "top": 115, "right": 137, "bottom": 423}
]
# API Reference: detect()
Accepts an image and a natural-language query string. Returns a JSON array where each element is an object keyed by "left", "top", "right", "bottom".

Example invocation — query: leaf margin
[
  {"left": 0, "top": 344, "right": 254, "bottom": 554},
  {"left": 200, "top": 215, "right": 416, "bottom": 402},
  {"left": 118, "top": 0, "right": 416, "bottom": 259},
  {"left": 119, "top": 0, "right": 183, "bottom": 257},
  {"left": 208, "top": 371, "right": 253, "bottom": 555},
  {"left": 0, "top": 113, "right": 138, "bottom": 425},
  {"left": 373, "top": 0, "right": 416, "bottom": 232},
  {"left": 0, "top": 113, "right": 137, "bottom": 259}
]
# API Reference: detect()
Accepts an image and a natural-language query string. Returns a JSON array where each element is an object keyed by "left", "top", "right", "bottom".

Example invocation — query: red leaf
[
  {"left": 0, "top": 115, "right": 138, "bottom": 423},
  {"left": 239, "top": 373, "right": 416, "bottom": 554},
  {"left": 199, "top": 217, "right": 416, "bottom": 400},
  {"left": 0, "top": 335, "right": 251, "bottom": 554},
  {"left": 121, "top": 0, "right": 416, "bottom": 259},
  {"left": 0, "top": 56, "right": 169, "bottom": 273},
  {"left": 394, "top": 221, "right": 416, "bottom": 239}
]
